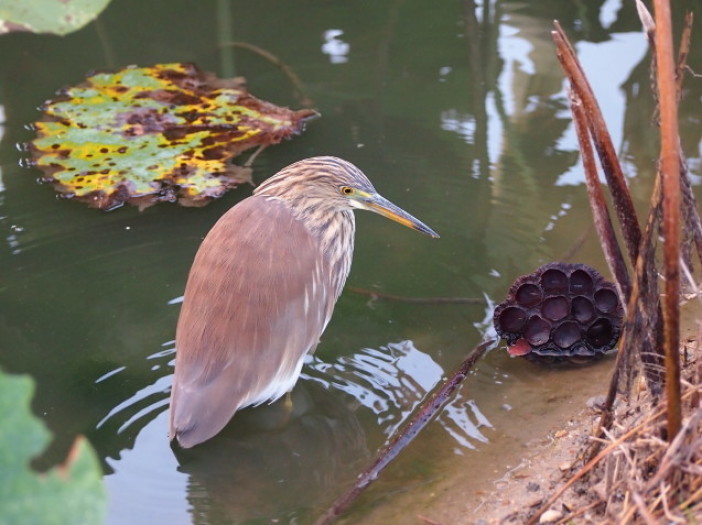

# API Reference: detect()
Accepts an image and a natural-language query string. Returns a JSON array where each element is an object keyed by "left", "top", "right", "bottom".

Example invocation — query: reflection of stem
[
  {"left": 220, "top": 41, "right": 314, "bottom": 107},
  {"left": 347, "top": 286, "right": 483, "bottom": 305},
  {"left": 313, "top": 338, "right": 495, "bottom": 525},
  {"left": 558, "top": 228, "right": 589, "bottom": 262},
  {"left": 463, "top": 0, "right": 491, "bottom": 177},
  {"left": 216, "top": 0, "right": 236, "bottom": 78},
  {"left": 243, "top": 144, "right": 266, "bottom": 167},
  {"left": 372, "top": 0, "right": 404, "bottom": 145},
  {"left": 93, "top": 18, "right": 116, "bottom": 68}
]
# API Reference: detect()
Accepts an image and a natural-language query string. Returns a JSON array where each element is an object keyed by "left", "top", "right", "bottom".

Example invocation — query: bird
[{"left": 169, "top": 156, "right": 439, "bottom": 448}]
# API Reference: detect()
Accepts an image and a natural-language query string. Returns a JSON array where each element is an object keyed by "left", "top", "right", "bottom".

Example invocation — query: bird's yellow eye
[{"left": 340, "top": 186, "right": 354, "bottom": 196}]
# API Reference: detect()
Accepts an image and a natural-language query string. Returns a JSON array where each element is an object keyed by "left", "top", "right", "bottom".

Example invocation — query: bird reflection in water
[{"left": 173, "top": 381, "right": 368, "bottom": 523}]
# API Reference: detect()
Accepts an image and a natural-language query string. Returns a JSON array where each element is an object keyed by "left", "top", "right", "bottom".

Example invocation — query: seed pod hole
[
  {"left": 498, "top": 306, "right": 527, "bottom": 332},
  {"left": 571, "top": 296, "right": 595, "bottom": 323},
  {"left": 552, "top": 321, "right": 581, "bottom": 349},
  {"left": 569, "top": 269, "right": 594, "bottom": 295},
  {"left": 516, "top": 283, "right": 542, "bottom": 307},
  {"left": 524, "top": 316, "right": 551, "bottom": 346},
  {"left": 594, "top": 289, "right": 618, "bottom": 314},
  {"left": 541, "top": 268, "right": 568, "bottom": 294},
  {"left": 542, "top": 296, "right": 568, "bottom": 321},
  {"left": 587, "top": 318, "right": 614, "bottom": 348}
]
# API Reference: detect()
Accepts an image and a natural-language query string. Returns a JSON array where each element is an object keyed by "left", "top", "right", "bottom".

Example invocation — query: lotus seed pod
[{"left": 493, "top": 263, "right": 623, "bottom": 361}]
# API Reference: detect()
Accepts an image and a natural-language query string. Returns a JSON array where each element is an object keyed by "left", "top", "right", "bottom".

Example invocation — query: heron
[{"left": 169, "top": 156, "right": 438, "bottom": 448}]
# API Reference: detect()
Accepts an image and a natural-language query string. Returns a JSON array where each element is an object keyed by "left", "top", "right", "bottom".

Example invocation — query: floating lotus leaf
[{"left": 29, "top": 62, "right": 319, "bottom": 210}]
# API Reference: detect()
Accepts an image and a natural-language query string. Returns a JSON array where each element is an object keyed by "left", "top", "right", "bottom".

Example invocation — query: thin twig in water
[
  {"left": 313, "top": 338, "right": 494, "bottom": 525},
  {"left": 417, "top": 514, "right": 443, "bottom": 525},
  {"left": 558, "top": 227, "right": 590, "bottom": 263},
  {"left": 222, "top": 41, "right": 315, "bottom": 107},
  {"left": 347, "top": 286, "right": 483, "bottom": 305}
]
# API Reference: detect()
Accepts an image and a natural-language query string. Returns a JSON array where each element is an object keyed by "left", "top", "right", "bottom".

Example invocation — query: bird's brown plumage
[
  {"left": 169, "top": 156, "right": 438, "bottom": 448},
  {"left": 169, "top": 196, "right": 338, "bottom": 448}
]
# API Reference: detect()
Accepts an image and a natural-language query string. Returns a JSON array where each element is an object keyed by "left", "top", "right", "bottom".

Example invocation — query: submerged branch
[
  {"left": 222, "top": 41, "right": 315, "bottom": 107},
  {"left": 313, "top": 338, "right": 495, "bottom": 525},
  {"left": 347, "top": 286, "right": 484, "bottom": 305}
]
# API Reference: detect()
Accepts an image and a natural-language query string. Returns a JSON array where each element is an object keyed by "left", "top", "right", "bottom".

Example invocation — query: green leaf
[
  {"left": 0, "top": 0, "right": 111, "bottom": 36},
  {"left": 29, "top": 62, "right": 319, "bottom": 210},
  {"left": 0, "top": 370, "right": 106, "bottom": 525}
]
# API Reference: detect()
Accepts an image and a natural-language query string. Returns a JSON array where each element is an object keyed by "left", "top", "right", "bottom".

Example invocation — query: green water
[{"left": 0, "top": 1, "right": 700, "bottom": 523}]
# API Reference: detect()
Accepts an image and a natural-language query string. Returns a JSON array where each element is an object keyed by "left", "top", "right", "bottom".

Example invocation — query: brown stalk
[
  {"left": 637, "top": 4, "right": 702, "bottom": 269},
  {"left": 569, "top": 90, "right": 630, "bottom": 300},
  {"left": 313, "top": 338, "right": 494, "bottom": 525},
  {"left": 675, "top": 15, "right": 702, "bottom": 269},
  {"left": 552, "top": 22, "right": 643, "bottom": 267},
  {"left": 652, "top": 0, "right": 682, "bottom": 439},
  {"left": 587, "top": 175, "right": 663, "bottom": 461},
  {"left": 552, "top": 22, "right": 664, "bottom": 390},
  {"left": 558, "top": 228, "right": 590, "bottom": 261}
]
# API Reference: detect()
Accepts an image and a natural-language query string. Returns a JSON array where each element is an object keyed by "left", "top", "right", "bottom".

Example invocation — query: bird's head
[{"left": 255, "top": 156, "right": 439, "bottom": 238}]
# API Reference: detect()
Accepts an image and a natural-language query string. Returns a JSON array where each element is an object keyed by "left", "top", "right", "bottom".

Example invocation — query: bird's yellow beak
[{"left": 354, "top": 192, "right": 440, "bottom": 238}]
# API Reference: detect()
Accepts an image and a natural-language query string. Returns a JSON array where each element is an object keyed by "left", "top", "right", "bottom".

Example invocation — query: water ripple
[{"left": 303, "top": 339, "right": 492, "bottom": 450}]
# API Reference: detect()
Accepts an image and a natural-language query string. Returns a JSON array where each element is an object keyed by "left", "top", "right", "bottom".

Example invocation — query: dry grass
[{"left": 521, "top": 334, "right": 701, "bottom": 525}]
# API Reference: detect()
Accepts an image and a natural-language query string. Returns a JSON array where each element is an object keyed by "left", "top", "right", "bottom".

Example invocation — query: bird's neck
[
  {"left": 271, "top": 195, "right": 355, "bottom": 299},
  {"left": 315, "top": 209, "right": 355, "bottom": 299}
]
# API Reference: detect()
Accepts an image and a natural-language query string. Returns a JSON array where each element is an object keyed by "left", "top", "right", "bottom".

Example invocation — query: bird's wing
[{"left": 169, "top": 195, "right": 336, "bottom": 448}]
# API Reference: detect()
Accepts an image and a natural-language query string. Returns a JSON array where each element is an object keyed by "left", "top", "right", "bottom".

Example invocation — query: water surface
[{"left": 0, "top": 1, "right": 700, "bottom": 523}]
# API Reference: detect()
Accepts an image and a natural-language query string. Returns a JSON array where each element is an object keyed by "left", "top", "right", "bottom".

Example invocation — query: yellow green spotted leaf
[{"left": 29, "top": 62, "right": 319, "bottom": 210}]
